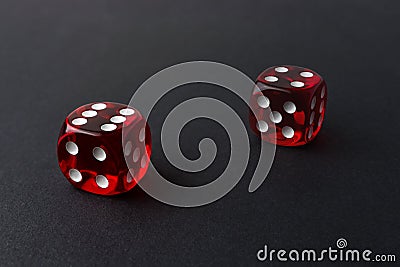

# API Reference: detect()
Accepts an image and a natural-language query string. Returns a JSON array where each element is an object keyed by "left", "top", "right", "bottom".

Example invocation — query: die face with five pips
[
  {"left": 57, "top": 102, "right": 151, "bottom": 196},
  {"left": 250, "top": 65, "right": 327, "bottom": 146}
]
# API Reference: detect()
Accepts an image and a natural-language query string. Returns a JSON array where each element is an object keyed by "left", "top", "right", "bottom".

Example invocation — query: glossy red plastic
[
  {"left": 250, "top": 65, "right": 327, "bottom": 146},
  {"left": 57, "top": 102, "right": 151, "bottom": 195}
]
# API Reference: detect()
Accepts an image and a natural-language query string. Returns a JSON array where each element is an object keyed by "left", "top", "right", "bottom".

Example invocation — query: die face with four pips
[
  {"left": 250, "top": 65, "right": 327, "bottom": 146},
  {"left": 57, "top": 102, "right": 151, "bottom": 196}
]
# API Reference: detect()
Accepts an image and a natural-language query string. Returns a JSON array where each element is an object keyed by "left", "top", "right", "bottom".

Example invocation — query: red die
[
  {"left": 250, "top": 66, "right": 327, "bottom": 146},
  {"left": 57, "top": 102, "right": 151, "bottom": 195}
]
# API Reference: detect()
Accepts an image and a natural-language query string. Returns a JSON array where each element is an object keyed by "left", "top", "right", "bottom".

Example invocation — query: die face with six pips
[
  {"left": 250, "top": 65, "right": 327, "bottom": 146},
  {"left": 57, "top": 102, "right": 151, "bottom": 196}
]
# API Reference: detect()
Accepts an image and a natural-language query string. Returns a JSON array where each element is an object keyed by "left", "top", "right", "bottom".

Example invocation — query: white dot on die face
[
  {"left": 321, "top": 88, "right": 326, "bottom": 98},
  {"left": 110, "top": 116, "right": 126, "bottom": 124},
  {"left": 72, "top": 118, "right": 87, "bottom": 126},
  {"left": 290, "top": 81, "right": 305, "bottom": 88},
  {"left": 269, "top": 111, "right": 282, "bottom": 123},
  {"left": 124, "top": 141, "right": 132, "bottom": 156},
  {"left": 256, "top": 120, "right": 268, "bottom": 133},
  {"left": 95, "top": 175, "right": 109, "bottom": 189},
  {"left": 101, "top": 124, "right": 117, "bottom": 132},
  {"left": 309, "top": 111, "right": 315, "bottom": 125},
  {"left": 318, "top": 115, "right": 324, "bottom": 127},
  {"left": 275, "top": 67, "right": 288, "bottom": 73},
  {"left": 264, "top": 76, "right": 278, "bottom": 82},
  {"left": 120, "top": 108, "right": 135, "bottom": 116},
  {"left": 93, "top": 147, "right": 106, "bottom": 161},
  {"left": 133, "top": 148, "right": 141, "bottom": 162},
  {"left": 127, "top": 170, "right": 134, "bottom": 183},
  {"left": 69, "top": 169, "right": 82, "bottom": 182},
  {"left": 311, "top": 96, "right": 317, "bottom": 110},
  {"left": 141, "top": 156, "right": 147, "bottom": 168},
  {"left": 257, "top": 96, "right": 270, "bottom": 108},
  {"left": 319, "top": 101, "right": 325, "bottom": 113},
  {"left": 308, "top": 127, "right": 314, "bottom": 139},
  {"left": 66, "top": 141, "right": 78, "bottom": 155},
  {"left": 282, "top": 126, "right": 294, "bottom": 138},
  {"left": 300, "top": 71, "right": 314, "bottom": 78},
  {"left": 139, "top": 128, "right": 146, "bottom": 142},
  {"left": 91, "top": 103, "right": 107, "bottom": 110},
  {"left": 283, "top": 101, "right": 296, "bottom": 114},
  {"left": 82, "top": 110, "right": 97, "bottom": 118}
]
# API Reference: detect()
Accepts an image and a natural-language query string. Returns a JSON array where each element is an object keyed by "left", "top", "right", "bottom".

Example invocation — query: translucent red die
[
  {"left": 250, "top": 66, "right": 327, "bottom": 146},
  {"left": 57, "top": 102, "right": 151, "bottom": 195}
]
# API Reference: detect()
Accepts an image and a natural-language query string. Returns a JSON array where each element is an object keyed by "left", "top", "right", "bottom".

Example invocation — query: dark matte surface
[{"left": 0, "top": 0, "right": 399, "bottom": 266}]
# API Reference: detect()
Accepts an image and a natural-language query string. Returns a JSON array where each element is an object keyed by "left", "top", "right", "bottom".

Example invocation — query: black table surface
[{"left": 0, "top": 0, "right": 399, "bottom": 266}]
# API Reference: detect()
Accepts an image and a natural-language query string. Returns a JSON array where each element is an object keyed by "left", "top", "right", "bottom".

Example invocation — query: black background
[{"left": 0, "top": 0, "right": 399, "bottom": 266}]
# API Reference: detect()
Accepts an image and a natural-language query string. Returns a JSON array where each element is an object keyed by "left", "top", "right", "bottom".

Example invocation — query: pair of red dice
[{"left": 57, "top": 65, "right": 327, "bottom": 196}]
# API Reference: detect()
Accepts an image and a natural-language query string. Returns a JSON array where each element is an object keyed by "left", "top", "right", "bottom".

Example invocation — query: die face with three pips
[
  {"left": 57, "top": 102, "right": 151, "bottom": 196},
  {"left": 250, "top": 65, "right": 327, "bottom": 146}
]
